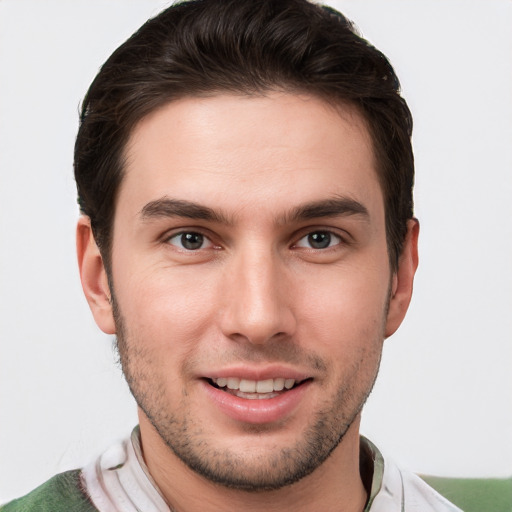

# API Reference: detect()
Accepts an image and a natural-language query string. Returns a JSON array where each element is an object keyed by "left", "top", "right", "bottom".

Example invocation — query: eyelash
[
  {"left": 165, "top": 231, "right": 217, "bottom": 251},
  {"left": 293, "top": 230, "right": 344, "bottom": 250},
  {"left": 164, "top": 229, "right": 347, "bottom": 252}
]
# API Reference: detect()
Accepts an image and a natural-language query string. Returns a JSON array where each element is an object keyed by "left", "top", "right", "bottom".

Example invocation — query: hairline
[{"left": 97, "top": 88, "right": 397, "bottom": 276}]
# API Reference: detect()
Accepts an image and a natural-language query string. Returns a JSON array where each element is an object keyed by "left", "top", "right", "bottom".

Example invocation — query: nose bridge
[{"left": 220, "top": 241, "right": 295, "bottom": 344}]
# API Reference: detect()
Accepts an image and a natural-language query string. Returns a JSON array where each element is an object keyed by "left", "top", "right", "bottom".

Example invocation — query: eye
[
  {"left": 167, "top": 231, "right": 214, "bottom": 251},
  {"left": 295, "top": 231, "right": 342, "bottom": 249}
]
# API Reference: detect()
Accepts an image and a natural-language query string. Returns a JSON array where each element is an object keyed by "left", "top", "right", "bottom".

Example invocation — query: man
[{"left": 1, "top": 0, "right": 461, "bottom": 510}]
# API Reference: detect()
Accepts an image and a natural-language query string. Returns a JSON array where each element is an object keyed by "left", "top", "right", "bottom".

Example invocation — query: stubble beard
[{"left": 111, "top": 294, "right": 384, "bottom": 492}]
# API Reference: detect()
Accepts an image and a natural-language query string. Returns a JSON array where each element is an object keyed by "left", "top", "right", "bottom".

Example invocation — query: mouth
[{"left": 208, "top": 377, "right": 309, "bottom": 400}]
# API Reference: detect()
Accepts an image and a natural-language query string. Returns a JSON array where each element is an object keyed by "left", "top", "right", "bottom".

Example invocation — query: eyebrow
[
  {"left": 139, "top": 196, "right": 369, "bottom": 225},
  {"left": 282, "top": 197, "right": 369, "bottom": 224},
  {"left": 140, "top": 197, "right": 233, "bottom": 224}
]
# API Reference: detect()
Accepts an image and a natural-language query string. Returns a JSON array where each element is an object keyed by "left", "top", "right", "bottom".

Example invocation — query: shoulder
[
  {"left": 0, "top": 470, "right": 97, "bottom": 512},
  {"left": 401, "top": 470, "right": 463, "bottom": 511},
  {"left": 369, "top": 456, "right": 463, "bottom": 512}
]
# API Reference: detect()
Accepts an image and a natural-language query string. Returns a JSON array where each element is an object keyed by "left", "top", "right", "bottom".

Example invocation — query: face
[{"left": 80, "top": 93, "right": 415, "bottom": 490}]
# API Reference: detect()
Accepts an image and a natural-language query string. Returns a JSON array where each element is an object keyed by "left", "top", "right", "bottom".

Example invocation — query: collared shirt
[{"left": 80, "top": 427, "right": 461, "bottom": 512}]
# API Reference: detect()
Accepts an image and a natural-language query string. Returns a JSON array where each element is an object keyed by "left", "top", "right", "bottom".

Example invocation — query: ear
[
  {"left": 385, "top": 218, "right": 419, "bottom": 338},
  {"left": 76, "top": 216, "right": 116, "bottom": 334}
]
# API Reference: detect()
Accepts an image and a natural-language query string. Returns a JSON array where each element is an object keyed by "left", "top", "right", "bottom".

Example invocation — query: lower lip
[{"left": 201, "top": 380, "right": 311, "bottom": 425}]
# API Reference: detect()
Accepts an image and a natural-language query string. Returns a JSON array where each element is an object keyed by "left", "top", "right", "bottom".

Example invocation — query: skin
[{"left": 77, "top": 93, "right": 419, "bottom": 512}]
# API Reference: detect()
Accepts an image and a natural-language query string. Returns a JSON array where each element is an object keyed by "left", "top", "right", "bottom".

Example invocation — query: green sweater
[
  {"left": 3, "top": 467, "right": 511, "bottom": 511},
  {"left": 0, "top": 470, "right": 96, "bottom": 512}
]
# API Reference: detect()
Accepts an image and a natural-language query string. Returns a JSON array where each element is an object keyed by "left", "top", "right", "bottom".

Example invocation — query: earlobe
[
  {"left": 385, "top": 219, "right": 419, "bottom": 338},
  {"left": 76, "top": 216, "right": 116, "bottom": 334}
]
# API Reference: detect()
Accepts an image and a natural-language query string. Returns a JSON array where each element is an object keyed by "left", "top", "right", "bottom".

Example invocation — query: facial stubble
[{"left": 110, "top": 291, "right": 385, "bottom": 492}]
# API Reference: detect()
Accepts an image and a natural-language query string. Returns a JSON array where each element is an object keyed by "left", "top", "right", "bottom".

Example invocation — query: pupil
[
  {"left": 182, "top": 232, "right": 203, "bottom": 250},
  {"left": 308, "top": 232, "right": 330, "bottom": 249}
]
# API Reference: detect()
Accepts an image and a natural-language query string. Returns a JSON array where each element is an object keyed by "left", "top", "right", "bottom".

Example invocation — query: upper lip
[{"left": 203, "top": 365, "right": 311, "bottom": 382}]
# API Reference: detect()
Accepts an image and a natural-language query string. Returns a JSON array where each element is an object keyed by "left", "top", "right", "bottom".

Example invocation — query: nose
[{"left": 219, "top": 246, "right": 297, "bottom": 346}]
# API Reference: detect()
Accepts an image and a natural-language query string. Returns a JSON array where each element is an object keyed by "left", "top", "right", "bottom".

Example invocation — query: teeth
[
  {"left": 212, "top": 377, "right": 297, "bottom": 393},
  {"left": 239, "top": 379, "right": 256, "bottom": 392},
  {"left": 284, "top": 379, "right": 295, "bottom": 390},
  {"left": 227, "top": 377, "right": 240, "bottom": 389},
  {"left": 216, "top": 377, "right": 228, "bottom": 387},
  {"left": 273, "top": 378, "right": 285, "bottom": 391},
  {"left": 256, "top": 379, "right": 274, "bottom": 393}
]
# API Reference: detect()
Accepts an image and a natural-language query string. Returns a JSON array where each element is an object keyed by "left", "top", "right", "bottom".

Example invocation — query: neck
[{"left": 138, "top": 412, "right": 368, "bottom": 512}]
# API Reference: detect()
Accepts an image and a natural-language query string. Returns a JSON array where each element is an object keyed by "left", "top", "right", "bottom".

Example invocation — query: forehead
[{"left": 119, "top": 92, "right": 382, "bottom": 223}]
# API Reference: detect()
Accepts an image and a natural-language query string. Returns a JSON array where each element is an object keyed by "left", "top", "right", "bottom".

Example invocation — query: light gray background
[{"left": 1, "top": 0, "right": 511, "bottom": 502}]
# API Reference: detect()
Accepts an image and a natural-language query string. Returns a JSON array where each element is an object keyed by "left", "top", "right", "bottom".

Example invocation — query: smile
[
  {"left": 203, "top": 375, "right": 312, "bottom": 424},
  {"left": 209, "top": 377, "right": 304, "bottom": 400}
]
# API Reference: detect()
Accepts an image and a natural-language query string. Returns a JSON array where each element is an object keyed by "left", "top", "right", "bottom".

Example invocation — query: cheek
[
  {"left": 113, "top": 261, "right": 219, "bottom": 354},
  {"left": 291, "top": 268, "right": 389, "bottom": 382},
  {"left": 297, "top": 264, "right": 390, "bottom": 333}
]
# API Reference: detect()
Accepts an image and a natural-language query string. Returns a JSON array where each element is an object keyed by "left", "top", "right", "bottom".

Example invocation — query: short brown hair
[{"left": 74, "top": 0, "right": 414, "bottom": 271}]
